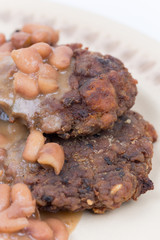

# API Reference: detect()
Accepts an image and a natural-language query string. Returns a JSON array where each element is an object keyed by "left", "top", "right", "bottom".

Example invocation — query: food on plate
[
  {"left": 0, "top": 24, "right": 137, "bottom": 138},
  {"left": 0, "top": 111, "right": 157, "bottom": 213},
  {"left": 0, "top": 23, "right": 157, "bottom": 239},
  {"left": 0, "top": 183, "right": 68, "bottom": 239}
]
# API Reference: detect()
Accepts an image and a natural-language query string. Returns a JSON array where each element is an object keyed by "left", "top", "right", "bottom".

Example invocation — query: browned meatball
[
  {"left": 2, "top": 111, "right": 157, "bottom": 213},
  {"left": 0, "top": 44, "right": 137, "bottom": 138}
]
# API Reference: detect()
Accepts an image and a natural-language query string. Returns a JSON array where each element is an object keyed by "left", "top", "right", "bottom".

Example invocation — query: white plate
[{"left": 0, "top": 0, "right": 160, "bottom": 239}]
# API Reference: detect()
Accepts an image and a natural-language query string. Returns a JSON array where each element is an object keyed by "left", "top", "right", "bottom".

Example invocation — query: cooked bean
[
  {"left": 0, "top": 184, "right": 11, "bottom": 212},
  {"left": 11, "top": 183, "right": 33, "bottom": 204},
  {"left": 0, "top": 170, "right": 3, "bottom": 177},
  {"left": 0, "top": 183, "right": 38, "bottom": 233},
  {"left": 21, "top": 23, "right": 39, "bottom": 33},
  {"left": 23, "top": 130, "right": 45, "bottom": 162},
  {"left": 11, "top": 183, "right": 35, "bottom": 218},
  {"left": 46, "top": 218, "right": 69, "bottom": 240},
  {"left": 11, "top": 48, "right": 42, "bottom": 73},
  {"left": 0, "top": 42, "right": 13, "bottom": 53},
  {"left": 27, "top": 219, "right": 54, "bottom": 240},
  {"left": 0, "top": 209, "right": 28, "bottom": 233},
  {"left": 22, "top": 23, "right": 51, "bottom": 34},
  {"left": 0, "top": 148, "right": 6, "bottom": 162},
  {"left": 7, "top": 201, "right": 35, "bottom": 219},
  {"left": 22, "top": 24, "right": 59, "bottom": 45},
  {"left": 0, "top": 33, "right": 6, "bottom": 45},
  {"left": 38, "top": 74, "right": 58, "bottom": 94},
  {"left": 31, "top": 42, "right": 52, "bottom": 58},
  {"left": 32, "top": 29, "right": 59, "bottom": 45},
  {"left": 49, "top": 46, "right": 73, "bottom": 70},
  {"left": 37, "top": 143, "right": 65, "bottom": 175},
  {"left": 51, "top": 30, "right": 59, "bottom": 45},
  {"left": 0, "top": 134, "right": 8, "bottom": 148},
  {"left": 38, "top": 63, "right": 58, "bottom": 94},
  {"left": 31, "top": 29, "right": 52, "bottom": 44},
  {"left": 11, "top": 32, "right": 31, "bottom": 49},
  {"left": 13, "top": 71, "right": 39, "bottom": 99}
]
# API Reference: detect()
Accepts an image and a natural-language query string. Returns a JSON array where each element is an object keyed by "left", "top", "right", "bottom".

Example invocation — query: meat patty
[
  {"left": 1, "top": 111, "right": 157, "bottom": 213},
  {"left": 0, "top": 44, "right": 137, "bottom": 138}
]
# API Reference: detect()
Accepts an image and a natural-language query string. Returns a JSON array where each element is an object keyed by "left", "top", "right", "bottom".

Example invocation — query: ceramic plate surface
[{"left": 0, "top": 0, "right": 160, "bottom": 239}]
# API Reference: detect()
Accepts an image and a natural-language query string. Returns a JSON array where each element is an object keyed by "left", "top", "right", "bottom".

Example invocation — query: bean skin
[
  {"left": 26, "top": 219, "right": 54, "bottom": 240},
  {"left": 38, "top": 63, "right": 58, "bottom": 94},
  {"left": 31, "top": 42, "right": 52, "bottom": 58},
  {"left": 37, "top": 143, "right": 65, "bottom": 175},
  {"left": 0, "top": 33, "right": 6, "bottom": 45},
  {"left": 11, "top": 183, "right": 33, "bottom": 204},
  {"left": 22, "top": 23, "right": 59, "bottom": 45},
  {"left": 0, "top": 183, "right": 37, "bottom": 233},
  {"left": 23, "top": 130, "right": 45, "bottom": 163},
  {"left": 0, "top": 184, "right": 11, "bottom": 212},
  {"left": 0, "top": 134, "right": 8, "bottom": 148},
  {"left": 11, "top": 32, "right": 31, "bottom": 49},
  {"left": 11, "top": 47, "right": 42, "bottom": 74},
  {"left": 22, "top": 23, "right": 53, "bottom": 34},
  {"left": 13, "top": 71, "right": 39, "bottom": 99},
  {"left": 46, "top": 218, "right": 69, "bottom": 240},
  {"left": 0, "top": 209, "right": 29, "bottom": 233},
  {"left": 49, "top": 46, "right": 73, "bottom": 70},
  {"left": 10, "top": 183, "right": 35, "bottom": 218},
  {"left": 31, "top": 29, "right": 52, "bottom": 44},
  {"left": 0, "top": 42, "right": 13, "bottom": 53}
]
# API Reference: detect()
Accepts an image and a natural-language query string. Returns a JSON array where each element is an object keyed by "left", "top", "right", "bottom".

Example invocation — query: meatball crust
[
  {"left": 0, "top": 45, "right": 137, "bottom": 138},
  {"left": 2, "top": 111, "right": 154, "bottom": 213},
  {"left": 39, "top": 46, "right": 137, "bottom": 138}
]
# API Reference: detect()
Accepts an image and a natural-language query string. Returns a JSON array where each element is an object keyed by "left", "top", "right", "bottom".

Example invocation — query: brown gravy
[
  {"left": 0, "top": 53, "right": 72, "bottom": 122},
  {"left": 0, "top": 118, "right": 30, "bottom": 184},
  {"left": 41, "top": 211, "right": 83, "bottom": 234},
  {"left": 0, "top": 119, "right": 83, "bottom": 239},
  {"left": 0, "top": 211, "right": 83, "bottom": 240}
]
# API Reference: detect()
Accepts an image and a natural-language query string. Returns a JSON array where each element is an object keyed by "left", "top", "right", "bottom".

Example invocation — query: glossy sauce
[
  {"left": 41, "top": 211, "right": 83, "bottom": 234},
  {"left": 0, "top": 211, "right": 82, "bottom": 240},
  {"left": 0, "top": 53, "right": 73, "bottom": 123},
  {"left": 0, "top": 118, "right": 83, "bottom": 239},
  {"left": 0, "top": 50, "right": 81, "bottom": 237},
  {"left": 0, "top": 53, "right": 16, "bottom": 115}
]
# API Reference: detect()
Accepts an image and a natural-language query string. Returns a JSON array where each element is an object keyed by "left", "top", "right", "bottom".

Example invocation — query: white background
[{"left": 50, "top": 0, "right": 160, "bottom": 42}]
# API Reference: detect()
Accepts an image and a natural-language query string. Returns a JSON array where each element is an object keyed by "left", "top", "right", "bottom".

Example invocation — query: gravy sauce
[
  {"left": 0, "top": 211, "right": 82, "bottom": 239},
  {"left": 41, "top": 211, "right": 83, "bottom": 234},
  {"left": 0, "top": 118, "right": 32, "bottom": 184},
  {"left": 0, "top": 53, "right": 73, "bottom": 124},
  {"left": 0, "top": 53, "right": 16, "bottom": 116},
  {"left": 0, "top": 119, "right": 83, "bottom": 239}
]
